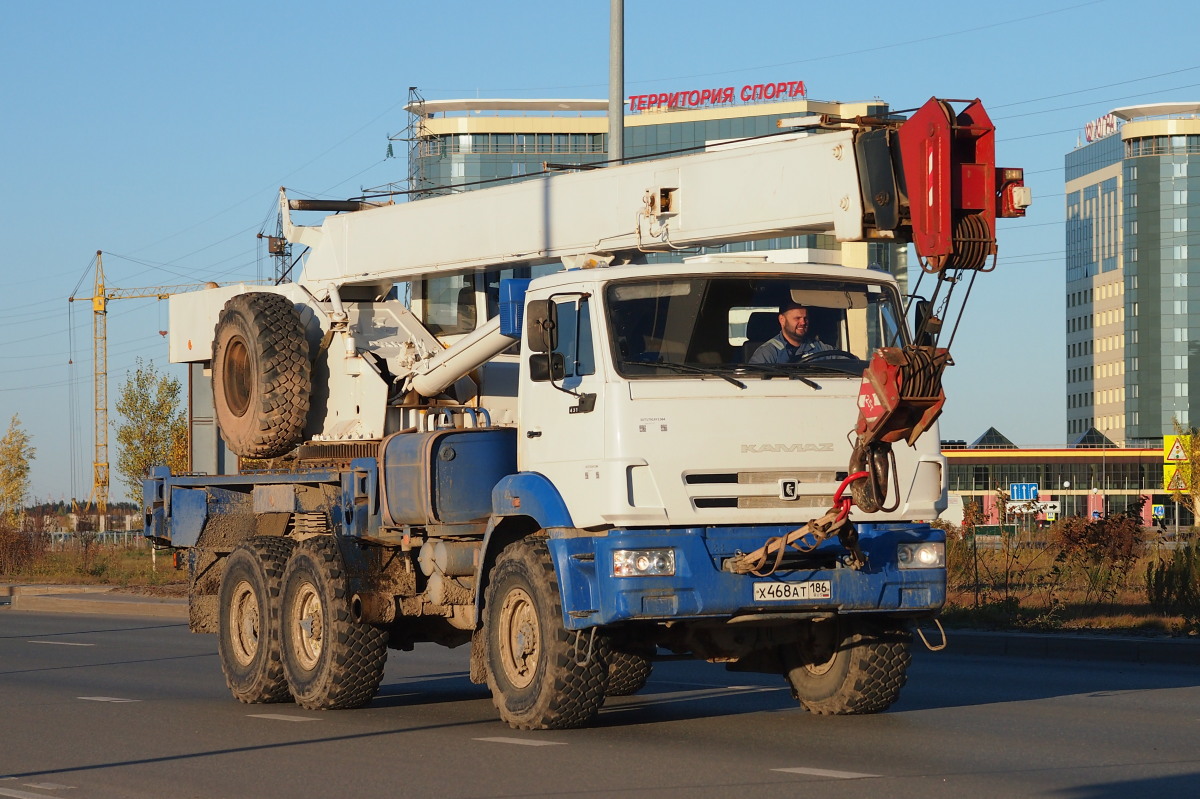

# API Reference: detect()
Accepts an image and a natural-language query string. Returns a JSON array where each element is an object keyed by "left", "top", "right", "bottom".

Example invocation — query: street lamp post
[{"left": 1101, "top": 425, "right": 1107, "bottom": 517}]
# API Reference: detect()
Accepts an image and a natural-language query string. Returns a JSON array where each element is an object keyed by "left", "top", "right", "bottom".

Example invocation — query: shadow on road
[{"left": 1050, "top": 772, "right": 1200, "bottom": 799}]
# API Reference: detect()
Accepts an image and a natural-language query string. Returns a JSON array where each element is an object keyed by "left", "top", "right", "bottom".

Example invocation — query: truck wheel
[
  {"left": 279, "top": 536, "right": 388, "bottom": 710},
  {"left": 212, "top": 292, "right": 311, "bottom": 459},
  {"left": 783, "top": 619, "right": 911, "bottom": 715},
  {"left": 605, "top": 649, "right": 653, "bottom": 697},
  {"left": 484, "top": 539, "right": 610, "bottom": 729},
  {"left": 217, "top": 536, "right": 295, "bottom": 704}
]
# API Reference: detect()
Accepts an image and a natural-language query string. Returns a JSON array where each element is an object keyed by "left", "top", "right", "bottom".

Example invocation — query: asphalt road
[{"left": 1, "top": 610, "right": 1198, "bottom": 799}]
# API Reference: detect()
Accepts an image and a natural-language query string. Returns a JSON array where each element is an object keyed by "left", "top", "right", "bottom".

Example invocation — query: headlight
[
  {"left": 897, "top": 542, "right": 945, "bottom": 569},
  {"left": 613, "top": 548, "right": 675, "bottom": 577}
]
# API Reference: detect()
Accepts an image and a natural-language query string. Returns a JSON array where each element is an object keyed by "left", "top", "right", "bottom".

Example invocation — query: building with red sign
[{"left": 401, "top": 88, "right": 903, "bottom": 279}]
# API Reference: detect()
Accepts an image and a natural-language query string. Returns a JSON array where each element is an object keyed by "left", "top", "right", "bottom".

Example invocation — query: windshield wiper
[
  {"left": 624, "top": 359, "right": 747, "bottom": 389},
  {"left": 737, "top": 363, "right": 820, "bottom": 389}
]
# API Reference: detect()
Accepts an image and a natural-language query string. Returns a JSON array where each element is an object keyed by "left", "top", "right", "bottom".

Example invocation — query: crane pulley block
[
  {"left": 855, "top": 345, "right": 951, "bottom": 447},
  {"left": 897, "top": 98, "right": 1028, "bottom": 273}
]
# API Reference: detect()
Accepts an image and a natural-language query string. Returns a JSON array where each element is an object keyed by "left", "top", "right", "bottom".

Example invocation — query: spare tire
[{"left": 212, "top": 292, "right": 311, "bottom": 458}]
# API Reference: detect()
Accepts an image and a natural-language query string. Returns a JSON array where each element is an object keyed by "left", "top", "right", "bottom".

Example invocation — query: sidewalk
[{"left": 0, "top": 583, "right": 188, "bottom": 619}]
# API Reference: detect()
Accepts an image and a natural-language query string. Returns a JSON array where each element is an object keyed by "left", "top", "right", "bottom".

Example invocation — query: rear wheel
[
  {"left": 783, "top": 619, "right": 911, "bottom": 715},
  {"left": 212, "top": 292, "right": 310, "bottom": 459},
  {"left": 484, "top": 538, "right": 610, "bottom": 729},
  {"left": 280, "top": 536, "right": 388, "bottom": 710},
  {"left": 217, "top": 537, "right": 295, "bottom": 704}
]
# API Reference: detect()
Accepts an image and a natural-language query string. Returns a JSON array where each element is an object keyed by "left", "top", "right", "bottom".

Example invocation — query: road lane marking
[
  {"left": 474, "top": 737, "right": 567, "bottom": 747},
  {"left": 22, "top": 784, "right": 74, "bottom": 791},
  {"left": 248, "top": 714, "right": 320, "bottom": 722},
  {"left": 28, "top": 641, "right": 93, "bottom": 647},
  {"left": 773, "top": 767, "right": 880, "bottom": 779},
  {"left": 78, "top": 696, "right": 139, "bottom": 703},
  {"left": 0, "top": 788, "right": 67, "bottom": 799}
]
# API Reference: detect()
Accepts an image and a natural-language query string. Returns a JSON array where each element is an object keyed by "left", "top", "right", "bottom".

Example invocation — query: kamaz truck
[{"left": 144, "top": 98, "right": 1028, "bottom": 728}]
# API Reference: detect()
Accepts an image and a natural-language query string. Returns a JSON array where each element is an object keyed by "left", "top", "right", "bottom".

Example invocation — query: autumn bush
[
  {"left": 943, "top": 501, "right": 1197, "bottom": 635},
  {"left": 1145, "top": 542, "right": 1200, "bottom": 622},
  {"left": 0, "top": 520, "right": 44, "bottom": 575},
  {"left": 1049, "top": 499, "right": 1147, "bottom": 605}
]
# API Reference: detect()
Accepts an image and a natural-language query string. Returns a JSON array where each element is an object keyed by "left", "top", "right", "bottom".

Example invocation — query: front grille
[{"left": 685, "top": 469, "right": 842, "bottom": 511}]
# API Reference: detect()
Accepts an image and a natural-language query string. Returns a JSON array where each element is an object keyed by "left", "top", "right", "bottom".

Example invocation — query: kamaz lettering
[{"left": 741, "top": 442, "right": 835, "bottom": 453}]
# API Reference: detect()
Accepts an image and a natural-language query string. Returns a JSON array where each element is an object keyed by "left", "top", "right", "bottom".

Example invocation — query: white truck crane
[{"left": 145, "top": 97, "right": 1028, "bottom": 728}]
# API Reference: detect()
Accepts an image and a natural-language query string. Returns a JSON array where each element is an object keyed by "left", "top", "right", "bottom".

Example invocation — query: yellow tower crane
[{"left": 69, "top": 250, "right": 250, "bottom": 530}]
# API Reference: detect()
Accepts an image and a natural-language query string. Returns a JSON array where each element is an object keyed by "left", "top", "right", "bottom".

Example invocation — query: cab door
[{"left": 518, "top": 291, "right": 607, "bottom": 524}]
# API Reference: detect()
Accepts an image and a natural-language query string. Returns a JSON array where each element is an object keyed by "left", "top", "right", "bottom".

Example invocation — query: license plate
[{"left": 752, "top": 580, "right": 831, "bottom": 602}]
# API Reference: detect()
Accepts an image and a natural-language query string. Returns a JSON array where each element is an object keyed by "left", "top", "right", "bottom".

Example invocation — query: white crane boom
[{"left": 286, "top": 127, "right": 872, "bottom": 298}]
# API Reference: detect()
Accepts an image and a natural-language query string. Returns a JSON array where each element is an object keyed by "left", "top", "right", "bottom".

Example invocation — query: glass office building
[
  {"left": 1065, "top": 103, "right": 1200, "bottom": 447},
  {"left": 404, "top": 93, "right": 905, "bottom": 281}
]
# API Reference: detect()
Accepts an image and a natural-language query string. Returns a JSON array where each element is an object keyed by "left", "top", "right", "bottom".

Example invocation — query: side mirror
[
  {"left": 529, "top": 351, "right": 566, "bottom": 383},
  {"left": 526, "top": 299, "right": 557, "bottom": 353}
]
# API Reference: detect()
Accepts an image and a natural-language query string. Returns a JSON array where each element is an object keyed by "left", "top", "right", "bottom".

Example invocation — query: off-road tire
[
  {"left": 279, "top": 536, "right": 388, "bottom": 710},
  {"left": 784, "top": 619, "right": 911, "bottom": 715},
  {"left": 217, "top": 536, "right": 296, "bottom": 704},
  {"left": 212, "top": 291, "right": 310, "bottom": 459},
  {"left": 484, "top": 538, "right": 610, "bottom": 730},
  {"left": 605, "top": 649, "right": 653, "bottom": 697}
]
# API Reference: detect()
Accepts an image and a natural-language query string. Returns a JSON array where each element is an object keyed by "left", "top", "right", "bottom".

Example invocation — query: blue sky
[{"left": 1, "top": 0, "right": 1194, "bottom": 501}]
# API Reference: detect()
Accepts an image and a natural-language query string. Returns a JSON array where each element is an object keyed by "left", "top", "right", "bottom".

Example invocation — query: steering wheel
[{"left": 793, "top": 349, "right": 858, "bottom": 364}]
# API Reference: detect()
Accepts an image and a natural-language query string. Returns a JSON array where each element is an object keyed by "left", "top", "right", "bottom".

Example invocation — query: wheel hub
[
  {"left": 229, "top": 580, "right": 260, "bottom": 667},
  {"left": 222, "top": 336, "right": 252, "bottom": 417},
  {"left": 290, "top": 583, "right": 324, "bottom": 671},
  {"left": 498, "top": 587, "right": 539, "bottom": 689}
]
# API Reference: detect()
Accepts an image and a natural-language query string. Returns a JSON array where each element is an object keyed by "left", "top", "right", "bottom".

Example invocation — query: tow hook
[{"left": 915, "top": 618, "right": 947, "bottom": 652}]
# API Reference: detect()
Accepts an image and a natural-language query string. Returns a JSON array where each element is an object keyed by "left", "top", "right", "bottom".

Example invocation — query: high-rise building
[{"left": 1065, "top": 103, "right": 1200, "bottom": 446}]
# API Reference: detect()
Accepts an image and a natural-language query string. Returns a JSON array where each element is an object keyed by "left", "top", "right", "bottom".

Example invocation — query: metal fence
[{"left": 38, "top": 531, "right": 148, "bottom": 549}]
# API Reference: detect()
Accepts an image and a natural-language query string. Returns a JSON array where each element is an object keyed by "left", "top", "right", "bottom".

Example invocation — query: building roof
[
  {"left": 1110, "top": 102, "right": 1200, "bottom": 121},
  {"left": 1071, "top": 426, "right": 1117, "bottom": 449},
  {"left": 970, "top": 427, "right": 1017, "bottom": 449},
  {"left": 942, "top": 447, "right": 1159, "bottom": 461},
  {"left": 406, "top": 99, "right": 607, "bottom": 115}
]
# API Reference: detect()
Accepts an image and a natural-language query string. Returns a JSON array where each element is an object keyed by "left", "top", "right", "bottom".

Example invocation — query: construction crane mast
[{"left": 69, "top": 251, "right": 229, "bottom": 530}]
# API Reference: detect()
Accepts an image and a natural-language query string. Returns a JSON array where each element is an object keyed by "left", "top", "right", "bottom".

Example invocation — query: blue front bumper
[{"left": 547, "top": 523, "right": 946, "bottom": 629}]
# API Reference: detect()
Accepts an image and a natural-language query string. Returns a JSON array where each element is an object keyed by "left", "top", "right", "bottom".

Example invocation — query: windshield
[{"left": 605, "top": 275, "right": 906, "bottom": 378}]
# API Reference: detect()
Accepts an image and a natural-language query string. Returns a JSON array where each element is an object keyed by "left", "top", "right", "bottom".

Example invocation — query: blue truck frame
[{"left": 144, "top": 455, "right": 946, "bottom": 631}]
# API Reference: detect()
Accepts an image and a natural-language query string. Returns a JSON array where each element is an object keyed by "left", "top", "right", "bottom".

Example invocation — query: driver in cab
[{"left": 748, "top": 301, "right": 832, "bottom": 364}]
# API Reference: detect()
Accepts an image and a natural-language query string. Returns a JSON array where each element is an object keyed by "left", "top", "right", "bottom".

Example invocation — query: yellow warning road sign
[
  {"left": 1165, "top": 435, "right": 1191, "bottom": 463},
  {"left": 1164, "top": 464, "right": 1190, "bottom": 491}
]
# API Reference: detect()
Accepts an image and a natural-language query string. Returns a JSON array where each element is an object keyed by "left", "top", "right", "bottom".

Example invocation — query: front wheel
[
  {"left": 279, "top": 536, "right": 388, "bottom": 710},
  {"left": 484, "top": 538, "right": 610, "bottom": 729},
  {"left": 783, "top": 619, "right": 911, "bottom": 715}
]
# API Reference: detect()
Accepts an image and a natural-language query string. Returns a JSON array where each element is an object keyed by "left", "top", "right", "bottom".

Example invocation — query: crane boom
[
  {"left": 290, "top": 126, "right": 871, "bottom": 297},
  {"left": 286, "top": 100, "right": 1027, "bottom": 300}
]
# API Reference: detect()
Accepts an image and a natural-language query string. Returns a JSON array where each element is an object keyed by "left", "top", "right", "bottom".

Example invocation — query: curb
[
  {"left": 944, "top": 628, "right": 1199, "bottom": 667},
  {"left": 1, "top": 585, "right": 187, "bottom": 620}
]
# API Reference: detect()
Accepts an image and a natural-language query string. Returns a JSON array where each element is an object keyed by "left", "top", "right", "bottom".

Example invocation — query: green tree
[
  {"left": 0, "top": 415, "right": 36, "bottom": 525},
  {"left": 114, "top": 359, "right": 188, "bottom": 501}
]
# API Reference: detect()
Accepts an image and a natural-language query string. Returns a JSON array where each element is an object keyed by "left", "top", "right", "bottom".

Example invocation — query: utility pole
[{"left": 608, "top": 0, "right": 624, "bottom": 165}]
